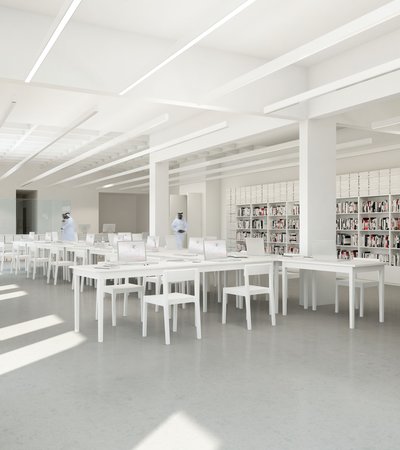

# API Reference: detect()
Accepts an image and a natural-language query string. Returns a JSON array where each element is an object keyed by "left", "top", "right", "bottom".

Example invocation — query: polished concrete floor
[{"left": 1, "top": 270, "right": 400, "bottom": 450}]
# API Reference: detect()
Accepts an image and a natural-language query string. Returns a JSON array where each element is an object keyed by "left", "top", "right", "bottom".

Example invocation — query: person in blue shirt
[{"left": 61, "top": 212, "right": 76, "bottom": 241}]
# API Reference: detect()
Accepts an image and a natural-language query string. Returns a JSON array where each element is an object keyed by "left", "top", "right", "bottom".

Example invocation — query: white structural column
[
  {"left": 149, "top": 159, "right": 170, "bottom": 238},
  {"left": 299, "top": 118, "right": 336, "bottom": 305}
]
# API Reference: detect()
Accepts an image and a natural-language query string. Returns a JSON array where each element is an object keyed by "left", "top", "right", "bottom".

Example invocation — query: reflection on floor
[{"left": 1, "top": 272, "right": 400, "bottom": 450}]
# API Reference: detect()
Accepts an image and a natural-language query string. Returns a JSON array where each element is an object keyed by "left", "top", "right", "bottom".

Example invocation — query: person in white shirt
[
  {"left": 171, "top": 212, "right": 188, "bottom": 249},
  {"left": 61, "top": 212, "right": 76, "bottom": 241}
]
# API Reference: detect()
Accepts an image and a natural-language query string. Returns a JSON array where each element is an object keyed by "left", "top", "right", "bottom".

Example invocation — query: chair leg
[
  {"left": 80, "top": 275, "right": 84, "bottom": 292},
  {"left": 270, "top": 291, "right": 276, "bottom": 326},
  {"left": 47, "top": 263, "right": 51, "bottom": 284},
  {"left": 195, "top": 300, "right": 201, "bottom": 339},
  {"left": 54, "top": 265, "right": 58, "bottom": 286},
  {"left": 222, "top": 291, "right": 227, "bottom": 324},
  {"left": 142, "top": 302, "right": 148, "bottom": 337},
  {"left": 112, "top": 292, "right": 117, "bottom": 326},
  {"left": 245, "top": 294, "right": 252, "bottom": 330},
  {"left": 163, "top": 305, "right": 170, "bottom": 345},
  {"left": 360, "top": 286, "right": 364, "bottom": 318},
  {"left": 155, "top": 278, "right": 160, "bottom": 313},
  {"left": 123, "top": 292, "right": 128, "bottom": 317},
  {"left": 139, "top": 290, "right": 144, "bottom": 322},
  {"left": 173, "top": 304, "right": 178, "bottom": 332},
  {"left": 335, "top": 283, "right": 339, "bottom": 313}
]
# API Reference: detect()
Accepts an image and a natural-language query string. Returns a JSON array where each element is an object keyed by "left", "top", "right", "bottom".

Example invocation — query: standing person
[
  {"left": 61, "top": 212, "right": 76, "bottom": 241},
  {"left": 171, "top": 212, "right": 188, "bottom": 249}
]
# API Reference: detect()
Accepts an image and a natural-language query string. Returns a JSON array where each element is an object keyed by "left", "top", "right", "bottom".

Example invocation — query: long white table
[
  {"left": 72, "top": 255, "right": 280, "bottom": 342},
  {"left": 281, "top": 257, "right": 385, "bottom": 329}
]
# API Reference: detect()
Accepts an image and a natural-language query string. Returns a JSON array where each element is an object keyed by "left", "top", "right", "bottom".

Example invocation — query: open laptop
[
  {"left": 188, "top": 237, "right": 204, "bottom": 255},
  {"left": 245, "top": 237, "right": 265, "bottom": 256},
  {"left": 203, "top": 239, "right": 227, "bottom": 260},
  {"left": 117, "top": 241, "right": 146, "bottom": 264}
]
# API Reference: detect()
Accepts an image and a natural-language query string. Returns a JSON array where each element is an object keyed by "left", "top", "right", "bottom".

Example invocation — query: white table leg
[
  {"left": 303, "top": 271, "right": 309, "bottom": 310},
  {"left": 379, "top": 266, "right": 385, "bottom": 323},
  {"left": 274, "top": 262, "right": 279, "bottom": 314},
  {"left": 202, "top": 272, "right": 207, "bottom": 313},
  {"left": 217, "top": 271, "right": 221, "bottom": 303},
  {"left": 74, "top": 272, "right": 80, "bottom": 332},
  {"left": 97, "top": 279, "right": 105, "bottom": 342},
  {"left": 349, "top": 269, "right": 355, "bottom": 329},
  {"left": 282, "top": 265, "right": 288, "bottom": 316},
  {"left": 311, "top": 271, "right": 317, "bottom": 311}
]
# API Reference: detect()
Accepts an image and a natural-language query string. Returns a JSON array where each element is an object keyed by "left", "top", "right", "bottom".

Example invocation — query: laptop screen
[
  {"left": 188, "top": 237, "right": 204, "bottom": 254},
  {"left": 245, "top": 238, "right": 265, "bottom": 256},
  {"left": 117, "top": 241, "right": 146, "bottom": 262},
  {"left": 204, "top": 240, "right": 227, "bottom": 260}
]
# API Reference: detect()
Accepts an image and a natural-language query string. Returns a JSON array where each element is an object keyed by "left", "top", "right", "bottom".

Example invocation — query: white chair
[
  {"left": 103, "top": 278, "right": 145, "bottom": 327},
  {"left": 131, "top": 233, "right": 143, "bottom": 241},
  {"left": 222, "top": 263, "right": 276, "bottom": 330},
  {"left": 335, "top": 258, "right": 379, "bottom": 317},
  {"left": 26, "top": 243, "right": 49, "bottom": 280},
  {"left": 165, "top": 235, "right": 177, "bottom": 250},
  {"left": 0, "top": 242, "right": 13, "bottom": 273},
  {"left": 47, "top": 247, "right": 74, "bottom": 285},
  {"left": 12, "top": 242, "right": 29, "bottom": 274},
  {"left": 51, "top": 231, "right": 59, "bottom": 241},
  {"left": 142, "top": 268, "right": 201, "bottom": 345},
  {"left": 146, "top": 235, "right": 160, "bottom": 250},
  {"left": 72, "top": 248, "right": 88, "bottom": 291}
]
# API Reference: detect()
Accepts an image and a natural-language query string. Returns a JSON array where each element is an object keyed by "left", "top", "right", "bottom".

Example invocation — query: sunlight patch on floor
[
  {"left": 0, "top": 331, "right": 86, "bottom": 375},
  {"left": 0, "top": 315, "right": 64, "bottom": 341},
  {"left": 0, "top": 290, "right": 28, "bottom": 302},
  {"left": 133, "top": 411, "right": 221, "bottom": 450},
  {"left": 0, "top": 284, "right": 20, "bottom": 292}
]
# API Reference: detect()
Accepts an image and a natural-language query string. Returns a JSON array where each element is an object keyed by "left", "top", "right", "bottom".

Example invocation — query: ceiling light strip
[
  {"left": 22, "top": 114, "right": 168, "bottom": 186},
  {"left": 119, "top": 0, "right": 257, "bottom": 95},
  {"left": 76, "top": 164, "right": 150, "bottom": 188},
  {"left": 0, "top": 109, "right": 97, "bottom": 180},
  {"left": 98, "top": 174, "right": 149, "bottom": 189},
  {"left": 51, "top": 121, "right": 228, "bottom": 185},
  {"left": 8, "top": 125, "right": 38, "bottom": 154},
  {"left": 263, "top": 57, "right": 400, "bottom": 115},
  {"left": 25, "top": 0, "right": 82, "bottom": 83},
  {"left": 207, "top": 0, "right": 400, "bottom": 100}
]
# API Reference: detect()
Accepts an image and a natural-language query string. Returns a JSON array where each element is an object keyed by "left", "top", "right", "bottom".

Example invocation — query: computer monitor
[
  {"left": 245, "top": 237, "right": 265, "bottom": 256},
  {"left": 203, "top": 239, "right": 227, "bottom": 260},
  {"left": 117, "top": 241, "right": 146, "bottom": 263},
  {"left": 102, "top": 223, "right": 116, "bottom": 233},
  {"left": 188, "top": 237, "right": 204, "bottom": 254}
]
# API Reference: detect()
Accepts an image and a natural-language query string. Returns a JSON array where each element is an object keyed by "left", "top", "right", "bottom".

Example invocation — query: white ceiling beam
[
  {"left": 206, "top": 0, "right": 400, "bottom": 101},
  {"left": 97, "top": 174, "right": 149, "bottom": 189},
  {"left": 119, "top": 0, "right": 257, "bottom": 95},
  {"left": 25, "top": 0, "right": 83, "bottom": 82},
  {"left": 75, "top": 165, "right": 150, "bottom": 188},
  {"left": 263, "top": 57, "right": 400, "bottom": 115},
  {"left": 371, "top": 115, "right": 400, "bottom": 129},
  {"left": 21, "top": 114, "right": 168, "bottom": 187},
  {"left": 51, "top": 121, "right": 228, "bottom": 185},
  {"left": 0, "top": 108, "right": 97, "bottom": 180}
]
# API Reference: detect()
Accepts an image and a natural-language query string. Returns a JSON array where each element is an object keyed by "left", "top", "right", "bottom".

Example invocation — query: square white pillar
[{"left": 149, "top": 160, "right": 170, "bottom": 238}]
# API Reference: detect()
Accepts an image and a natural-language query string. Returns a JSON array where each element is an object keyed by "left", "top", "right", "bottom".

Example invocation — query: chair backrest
[
  {"left": 108, "top": 233, "right": 118, "bottom": 247},
  {"left": 28, "top": 232, "right": 35, "bottom": 240},
  {"left": 131, "top": 233, "right": 143, "bottom": 241},
  {"left": 51, "top": 231, "right": 59, "bottom": 241},
  {"left": 188, "top": 237, "right": 204, "bottom": 254},
  {"left": 163, "top": 268, "right": 200, "bottom": 294},
  {"left": 146, "top": 235, "right": 159, "bottom": 250},
  {"left": 86, "top": 233, "right": 95, "bottom": 245},
  {"left": 4, "top": 234, "right": 13, "bottom": 243},
  {"left": 203, "top": 239, "right": 227, "bottom": 260},
  {"left": 245, "top": 237, "right": 265, "bottom": 256},
  {"left": 118, "top": 232, "right": 132, "bottom": 241},
  {"left": 44, "top": 232, "right": 52, "bottom": 241},
  {"left": 117, "top": 241, "right": 146, "bottom": 262},
  {"left": 165, "top": 235, "right": 177, "bottom": 250},
  {"left": 244, "top": 263, "right": 274, "bottom": 287}
]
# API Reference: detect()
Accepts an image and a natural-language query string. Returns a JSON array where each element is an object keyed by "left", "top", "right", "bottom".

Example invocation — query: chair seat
[
  {"left": 336, "top": 278, "right": 378, "bottom": 288},
  {"left": 144, "top": 292, "right": 196, "bottom": 306},
  {"left": 223, "top": 285, "right": 270, "bottom": 297},
  {"left": 104, "top": 283, "right": 143, "bottom": 294}
]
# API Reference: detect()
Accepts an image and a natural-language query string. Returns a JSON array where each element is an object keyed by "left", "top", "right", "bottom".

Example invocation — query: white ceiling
[{"left": 0, "top": 0, "right": 399, "bottom": 192}]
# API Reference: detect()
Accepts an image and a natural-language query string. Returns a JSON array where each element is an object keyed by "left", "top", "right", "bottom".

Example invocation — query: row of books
[
  {"left": 336, "top": 234, "right": 358, "bottom": 246},
  {"left": 252, "top": 219, "right": 265, "bottom": 229},
  {"left": 268, "top": 245, "right": 285, "bottom": 255},
  {"left": 236, "top": 231, "right": 251, "bottom": 240},
  {"left": 361, "top": 200, "right": 389, "bottom": 213},
  {"left": 252, "top": 207, "right": 266, "bottom": 216},
  {"left": 287, "top": 246, "right": 300, "bottom": 254},
  {"left": 268, "top": 205, "right": 286, "bottom": 216},
  {"left": 361, "top": 234, "right": 389, "bottom": 248},
  {"left": 237, "top": 220, "right": 251, "bottom": 229},
  {"left": 361, "top": 217, "right": 389, "bottom": 231},
  {"left": 392, "top": 218, "right": 400, "bottom": 230},
  {"left": 337, "top": 249, "right": 358, "bottom": 259},
  {"left": 290, "top": 204, "right": 300, "bottom": 215},
  {"left": 237, "top": 206, "right": 251, "bottom": 217},
  {"left": 270, "top": 233, "right": 286, "bottom": 243},
  {"left": 336, "top": 218, "right": 358, "bottom": 230},
  {"left": 393, "top": 234, "right": 400, "bottom": 249},
  {"left": 336, "top": 201, "right": 358, "bottom": 214},
  {"left": 361, "top": 252, "right": 390, "bottom": 263},
  {"left": 288, "top": 233, "right": 299, "bottom": 243},
  {"left": 392, "top": 253, "right": 400, "bottom": 266},
  {"left": 287, "top": 218, "right": 300, "bottom": 230},
  {"left": 270, "top": 219, "right": 286, "bottom": 229},
  {"left": 392, "top": 198, "right": 400, "bottom": 213}
]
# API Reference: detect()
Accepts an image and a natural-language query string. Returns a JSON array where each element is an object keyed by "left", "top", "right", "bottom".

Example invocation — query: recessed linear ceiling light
[
  {"left": 263, "top": 57, "right": 400, "bottom": 115},
  {"left": 75, "top": 164, "right": 150, "bottom": 188},
  {"left": 51, "top": 121, "right": 228, "bottom": 185},
  {"left": 0, "top": 109, "right": 97, "bottom": 181},
  {"left": 102, "top": 184, "right": 114, "bottom": 189},
  {"left": 119, "top": 0, "right": 257, "bottom": 95},
  {"left": 0, "top": 101, "right": 16, "bottom": 128},
  {"left": 25, "top": 0, "right": 82, "bottom": 83},
  {"left": 21, "top": 114, "right": 168, "bottom": 187}
]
